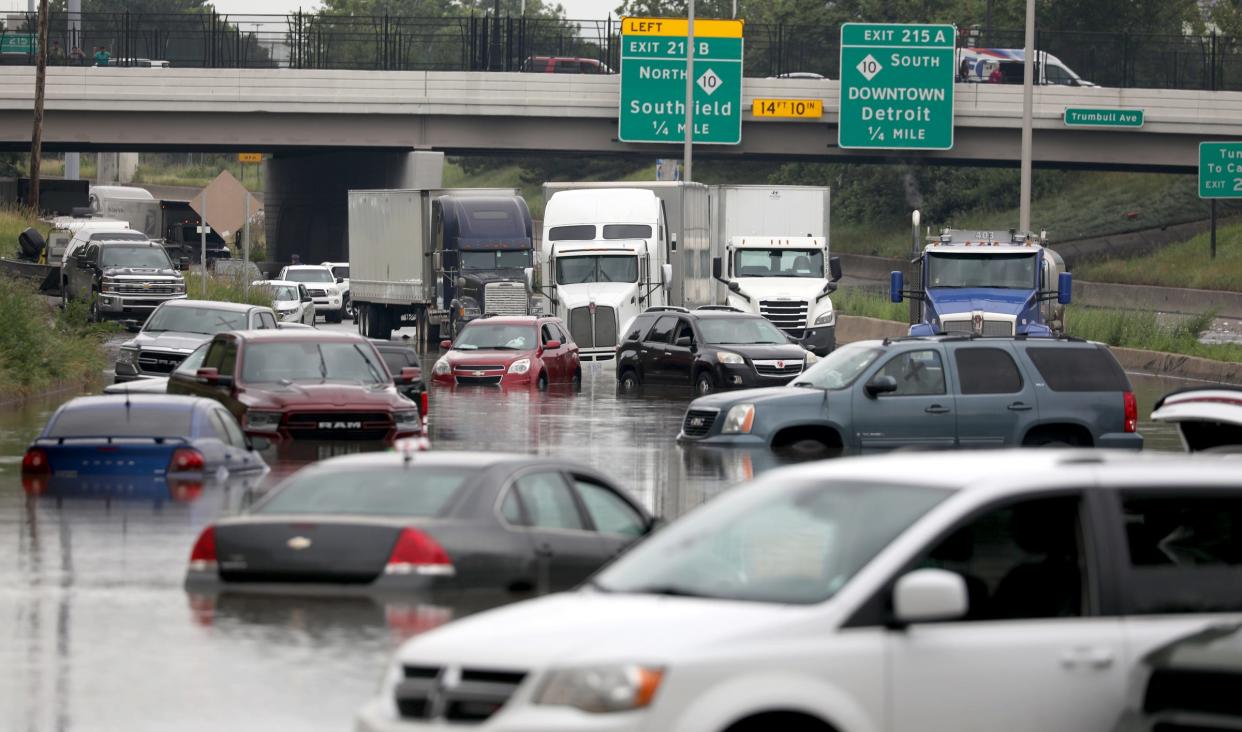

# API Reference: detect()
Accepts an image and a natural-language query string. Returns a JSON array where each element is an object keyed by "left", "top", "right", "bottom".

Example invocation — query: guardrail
[{"left": 4, "top": 12, "right": 1242, "bottom": 91}]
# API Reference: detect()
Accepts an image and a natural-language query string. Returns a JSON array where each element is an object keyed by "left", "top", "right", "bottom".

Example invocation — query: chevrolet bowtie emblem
[{"left": 287, "top": 536, "right": 312, "bottom": 550}]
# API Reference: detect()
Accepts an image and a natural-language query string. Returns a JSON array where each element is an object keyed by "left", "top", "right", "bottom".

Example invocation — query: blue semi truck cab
[{"left": 890, "top": 211, "right": 1072, "bottom": 337}]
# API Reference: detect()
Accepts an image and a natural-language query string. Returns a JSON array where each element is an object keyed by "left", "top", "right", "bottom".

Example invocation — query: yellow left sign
[
  {"left": 621, "top": 17, "right": 743, "bottom": 38},
  {"left": 237, "top": 152, "right": 263, "bottom": 163}
]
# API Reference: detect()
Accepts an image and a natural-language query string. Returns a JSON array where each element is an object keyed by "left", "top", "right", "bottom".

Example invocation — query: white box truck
[
  {"left": 348, "top": 188, "right": 534, "bottom": 344},
  {"left": 539, "top": 188, "right": 674, "bottom": 362},
  {"left": 708, "top": 185, "right": 841, "bottom": 355},
  {"left": 542, "top": 181, "right": 711, "bottom": 310}
]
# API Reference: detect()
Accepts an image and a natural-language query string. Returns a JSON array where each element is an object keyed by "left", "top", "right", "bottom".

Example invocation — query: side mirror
[
  {"left": 1057, "top": 272, "right": 1073, "bottom": 305},
  {"left": 890, "top": 271, "right": 905, "bottom": 304},
  {"left": 245, "top": 435, "right": 272, "bottom": 452},
  {"left": 301, "top": 294, "right": 312, "bottom": 303},
  {"left": 440, "top": 339, "right": 453, "bottom": 351},
  {"left": 179, "top": 257, "right": 190, "bottom": 271},
  {"left": 125, "top": 320, "right": 143, "bottom": 333},
  {"left": 892, "top": 568, "right": 968, "bottom": 624},
  {"left": 823, "top": 281, "right": 838, "bottom": 295},
  {"left": 523, "top": 266, "right": 534, "bottom": 291},
  {"left": 76, "top": 257, "right": 91, "bottom": 270},
  {"left": 670, "top": 233, "right": 678, "bottom": 251},
  {"left": 397, "top": 366, "right": 421, "bottom": 384},
  {"left": 661, "top": 263, "right": 672, "bottom": 288},
  {"left": 711, "top": 256, "right": 723, "bottom": 280},
  {"left": 728, "top": 280, "right": 741, "bottom": 293},
  {"left": 829, "top": 256, "right": 843, "bottom": 282},
  {"left": 865, "top": 374, "right": 899, "bottom": 398},
  {"left": 545, "top": 339, "right": 562, "bottom": 350},
  {"left": 674, "top": 336, "right": 693, "bottom": 348},
  {"left": 196, "top": 367, "right": 234, "bottom": 387},
  {"left": 335, "top": 277, "right": 344, "bottom": 284}
]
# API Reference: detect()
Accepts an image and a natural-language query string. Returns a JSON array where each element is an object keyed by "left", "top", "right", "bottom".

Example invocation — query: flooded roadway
[{"left": 0, "top": 343, "right": 1194, "bottom": 731}]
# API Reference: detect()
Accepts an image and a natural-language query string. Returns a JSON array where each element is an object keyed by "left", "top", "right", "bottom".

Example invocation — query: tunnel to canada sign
[
  {"left": 838, "top": 23, "right": 956, "bottom": 150},
  {"left": 619, "top": 17, "right": 744, "bottom": 145}
]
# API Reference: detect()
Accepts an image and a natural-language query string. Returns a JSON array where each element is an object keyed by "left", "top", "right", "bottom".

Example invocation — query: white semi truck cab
[
  {"left": 540, "top": 189, "right": 672, "bottom": 361},
  {"left": 711, "top": 236, "right": 842, "bottom": 356}
]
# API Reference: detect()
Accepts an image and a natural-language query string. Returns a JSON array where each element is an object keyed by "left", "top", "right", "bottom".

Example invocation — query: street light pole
[
  {"left": 683, "top": 0, "right": 695, "bottom": 182},
  {"left": 1019, "top": 0, "right": 1034, "bottom": 233}
]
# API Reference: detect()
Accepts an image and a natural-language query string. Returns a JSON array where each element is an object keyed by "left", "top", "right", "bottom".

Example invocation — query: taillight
[
  {"left": 1124, "top": 391, "right": 1138, "bottom": 433},
  {"left": 21, "top": 447, "right": 50, "bottom": 475},
  {"left": 385, "top": 528, "right": 455, "bottom": 577},
  {"left": 188, "top": 526, "right": 218, "bottom": 572},
  {"left": 169, "top": 447, "right": 205, "bottom": 472},
  {"left": 420, "top": 391, "right": 429, "bottom": 419}
]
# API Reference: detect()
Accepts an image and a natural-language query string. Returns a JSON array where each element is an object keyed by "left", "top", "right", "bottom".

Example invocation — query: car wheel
[
  {"left": 342, "top": 294, "right": 352, "bottom": 320},
  {"left": 694, "top": 370, "right": 716, "bottom": 396},
  {"left": 571, "top": 369, "right": 582, "bottom": 391},
  {"left": 536, "top": 372, "right": 548, "bottom": 391},
  {"left": 618, "top": 369, "right": 640, "bottom": 393}
]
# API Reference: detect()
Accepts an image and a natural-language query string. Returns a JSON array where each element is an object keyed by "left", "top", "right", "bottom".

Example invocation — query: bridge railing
[{"left": 4, "top": 11, "right": 1242, "bottom": 91}]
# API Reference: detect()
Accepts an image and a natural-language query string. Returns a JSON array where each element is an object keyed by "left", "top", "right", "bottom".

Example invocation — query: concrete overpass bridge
[{"left": 1, "top": 67, "right": 1237, "bottom": 259}]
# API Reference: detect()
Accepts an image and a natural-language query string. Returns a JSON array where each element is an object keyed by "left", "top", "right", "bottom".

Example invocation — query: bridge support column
[{"left": 264, "top": 150, "right": 443, "bottom": 264}]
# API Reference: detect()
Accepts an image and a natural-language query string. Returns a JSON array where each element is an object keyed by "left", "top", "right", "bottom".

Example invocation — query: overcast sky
[{"left": 0, "top": 0, "right": 624, "bottom": 17}]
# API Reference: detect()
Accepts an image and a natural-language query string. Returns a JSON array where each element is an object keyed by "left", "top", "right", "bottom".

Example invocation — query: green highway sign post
[
  {"left": 1197, "top": 141, "right": 1242, "bottom": 259},
  {"left": 0, "top": 34, "right": 36, "bottom": 54},
  {"left": 838, "top": 23, "right": 955, "bottom": 150},
  {"left": 1063, "top": 108, "right": 1144, "bottom": 128},
  {"left": 619, "top": 17, "right": 744, "bottom": 145}
]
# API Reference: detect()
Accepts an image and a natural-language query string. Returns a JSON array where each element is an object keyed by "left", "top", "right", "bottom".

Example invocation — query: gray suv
[{"left": 678, "top": 336, "right": 1142, "bottom": 453}]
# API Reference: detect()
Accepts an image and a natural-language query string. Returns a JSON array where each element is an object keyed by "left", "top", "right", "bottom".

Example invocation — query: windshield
[
  {"left": 240, "top": 341, "right": 388, "bottom": 385},
  {"left": 329, "top": 265, "right": 349, "bottom": 279},
  {"left": 101, "top": 246, "right": 172, "bottom": 269},
  {"left": 556, "top": 255, "right": 639, "bottom": 285},
  {"left": 734, "top": 249, "right": 824, "bottom": 278},
  {"left": 453, "top": 324, "right": 536, "bottom": 351},
  {"left": 269, "top": 286, "right": 299, "bottom": 302},
  {"left": 283, "top": 268, "right": 334, "bottom": 283},
  {"left": 460, "top": 250, "right": 532, "bottom": 270},
  {"left": 594, "top": 479, "right": 949, "bottom": 604},
  {"left": 548, "top": 225, "right": 595, "bottom": 240},
  {"left": 254, "top": 468, "right": 469, "bottom": 517},
  {"left": 144, "top": 305, "right": 247, "bottom": 335},
  {"left": 793, "top": 343, "right": 882, "bottom": 389},
  {"left": 698, "top": 318, "right": 789, "bottom": 345},
  {"left": 603, "top": 224, "right": 652, "bottom": 239},
  {"left": 926, "top": 252, "right": 1038, "bottom": 289}
]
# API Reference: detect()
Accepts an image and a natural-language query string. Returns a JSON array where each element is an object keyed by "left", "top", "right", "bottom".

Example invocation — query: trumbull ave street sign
[
  {"left": 838, "top": 23, "right": 956, "bottom": 150},
  {"left": 619, "top": 17, "right": 744, "bottom": 145},
  {"left": 1063, "top": 108, "right": 1144, "bottom": 128}
]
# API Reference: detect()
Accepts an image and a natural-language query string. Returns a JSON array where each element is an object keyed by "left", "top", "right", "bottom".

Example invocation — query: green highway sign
[
  {"left": 619, "top": 17, "right": 744, "bottom": 145},
  {"left": 1064, "top": 108, "right": 1144, "bottom": 128},
  {"left": 838, "top": 23, "right": 955, "bottom": 150},
  {"left": 0, "top": 34, "right": 35, "bottom": 54},
  {"left": 1199, "top": 142, "right": 1242, "bottom": 199}
]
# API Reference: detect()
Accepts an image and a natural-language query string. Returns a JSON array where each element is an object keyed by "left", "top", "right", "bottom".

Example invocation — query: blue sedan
[{"left": 21, "top": 395, "right": 267, "bottom": 491}]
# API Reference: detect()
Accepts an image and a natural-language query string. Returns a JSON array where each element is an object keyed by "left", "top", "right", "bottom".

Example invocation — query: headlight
[
  {"left": 716, "top": 351, "right": 744, "bottom": 365},
  {"left": 722, "top": 404, "right": 755, "bottom": 434},
  {"left": 243, "top": 410, "right": 282, "bottom": 432},
  {"left": 433, "top": 358, "right": 451, "bottom": 375},
  {"left": 508, "top": 358, "right": 531, "bottom": 374},
  {"left": 117, "top": 348, "right": 137, "bottom": 366},
  {"left": 172, "top": 281, "right": 186, "bottom": 294},
  {"left": 814, "top": 310, "right": 836, "bottom": 326},
  {"left": 394, "top": 410, "right": 421, "bottom": 429},
  {"left": 101, "top": 279, "right": 119, "bottom": 294},
  {"left": 534, "top": 664, "right": 665, "bottom": 714},
  {"left": 804, "top": 351, "right": 820, "bottom": 365},
  {"left": 280, "top": 310, "right": 299, "bottom": 321},
  {"left": 327, "top": 285, "right": 339, "bottom": 296}
]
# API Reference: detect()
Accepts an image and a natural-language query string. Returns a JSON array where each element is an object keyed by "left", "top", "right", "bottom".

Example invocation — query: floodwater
[{"left": 0, "top": 348, "right": 1197, "bottom": 731}]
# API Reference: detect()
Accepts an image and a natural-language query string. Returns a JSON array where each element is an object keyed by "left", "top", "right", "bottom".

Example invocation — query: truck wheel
[
  {"left": 618, "top": 369, "right": 640, "bottom": 393},
  {"left": 356, "top": 305, "right": 367, "bottom": 335},
  {"left": 369, "top": 305, "right": 392, "bottom": 340},
  {"left": 342, "top": 294, "right": 353, "bottom": 320},
  {"left": 694, "top": 370, "right": 716, "bottom": 396}
]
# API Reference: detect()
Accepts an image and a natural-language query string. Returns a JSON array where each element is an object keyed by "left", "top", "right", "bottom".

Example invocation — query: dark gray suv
[{"left": 678, "top": 336, "right": 1142, "bottom": 453}]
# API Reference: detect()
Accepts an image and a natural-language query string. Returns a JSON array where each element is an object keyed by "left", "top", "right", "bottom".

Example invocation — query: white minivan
[{"left": 357, "top": 450, "right": 1242, "bottom": 732}]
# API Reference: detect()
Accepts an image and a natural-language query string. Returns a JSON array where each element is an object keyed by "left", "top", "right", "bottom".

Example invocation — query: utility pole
[
  {"left": 65, "top": 0, "right": 81, "bottom": 180},
  {"left": 1018, "top": 0, "right": 1034, "bottom": 233},
  {"left": 682, "top": 0, "right": 695, "bottom": 182},
  {"left": 28, "top": 0, "right": 49, "bottom": 213}
]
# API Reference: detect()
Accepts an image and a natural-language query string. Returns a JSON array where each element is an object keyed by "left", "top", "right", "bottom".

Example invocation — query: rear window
[
  {"left": 49, "top": 405, "right": 193, "bottom": 438},
  {"left": 1024, "top": 346, "right": 1130, "bottom": 392},
  {"left": 548, "top": 224, "right": 596, "bottom": 241},
  {"left": 255, "top": 468, "right": 470, "bottom": 517},
  {"left": 955, "top": 347, "right": 1023, "bottom": 394}
]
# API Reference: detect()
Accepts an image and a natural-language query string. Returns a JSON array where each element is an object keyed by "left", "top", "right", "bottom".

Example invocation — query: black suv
[{"left": 616, "top": 306, "right": 814, "bottom": 396}]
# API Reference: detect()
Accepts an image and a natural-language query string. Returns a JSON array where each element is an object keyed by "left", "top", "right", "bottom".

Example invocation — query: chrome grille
[
  {"left": 284, "top": 411, "right": 391, "bottom": 440},
  {"left": 395, "top": 665, "right": 526, "bottom": 724},
  {"left": 942, "top": 319, "right": 973, "bottom": 334},
  {"left": 483, "top": 282, "right": 527, "bottom": 316},
  {"left": 753, "top": 359, "right": 804, "bottom": 378},
  {"left": 568, "top": 306, "right": 617, "bottom": 349},
  {"left": 307, "top": 288, "right": 327, "bottom": 297},
  {"left": 758, "top": 299, "right": 809, "bottom": 338},
  {"left": 114, "top": 282, "right": 179, "bottom": 295},
  {"left": 137, "top": 350, "right": 186, "bottom": 374},
  {"left": 941, "top": 319, "right": 1015, "bottom": 336},
  {"left": 682, "top": 408, "right": 719, "bottom": 438}
]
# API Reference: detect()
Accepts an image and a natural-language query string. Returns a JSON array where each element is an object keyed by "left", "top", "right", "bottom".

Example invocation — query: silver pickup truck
[{"left": 63, "top": 239, "right": 186, "bottom": 321}]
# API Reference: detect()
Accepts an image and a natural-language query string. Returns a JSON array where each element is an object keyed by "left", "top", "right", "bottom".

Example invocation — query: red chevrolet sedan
[{"left": 431, "top": 316, "right": 580, "bottom": 389}]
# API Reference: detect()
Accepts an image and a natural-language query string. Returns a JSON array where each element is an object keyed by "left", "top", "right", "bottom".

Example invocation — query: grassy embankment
[
  {"left": 1074, "top": 222, "right": 1242, "bottom": 291},
  {"left": 832, "top": 288, "right": 1242, "bottom": 362},
  {"left": 0, "top": 281, "right": 116, "bottom": 400}
]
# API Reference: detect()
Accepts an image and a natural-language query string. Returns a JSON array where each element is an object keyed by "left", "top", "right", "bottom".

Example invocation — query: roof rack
[
  {"left": 644, "top": 305, "right": 689, "bottom": 313},
  {"left": 695, "top": 305, "right": 743, "bottom": 312}
]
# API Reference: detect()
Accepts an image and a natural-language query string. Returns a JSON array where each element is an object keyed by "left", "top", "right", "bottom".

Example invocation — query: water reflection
[{"left": 0, "top": 363, "right": 1212, "bottom": 731}]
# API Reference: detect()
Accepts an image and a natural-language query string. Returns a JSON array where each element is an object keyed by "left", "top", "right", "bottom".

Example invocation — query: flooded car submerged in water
[{"left": 166, "top": 329, "right": 424, "bottom": 444}]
